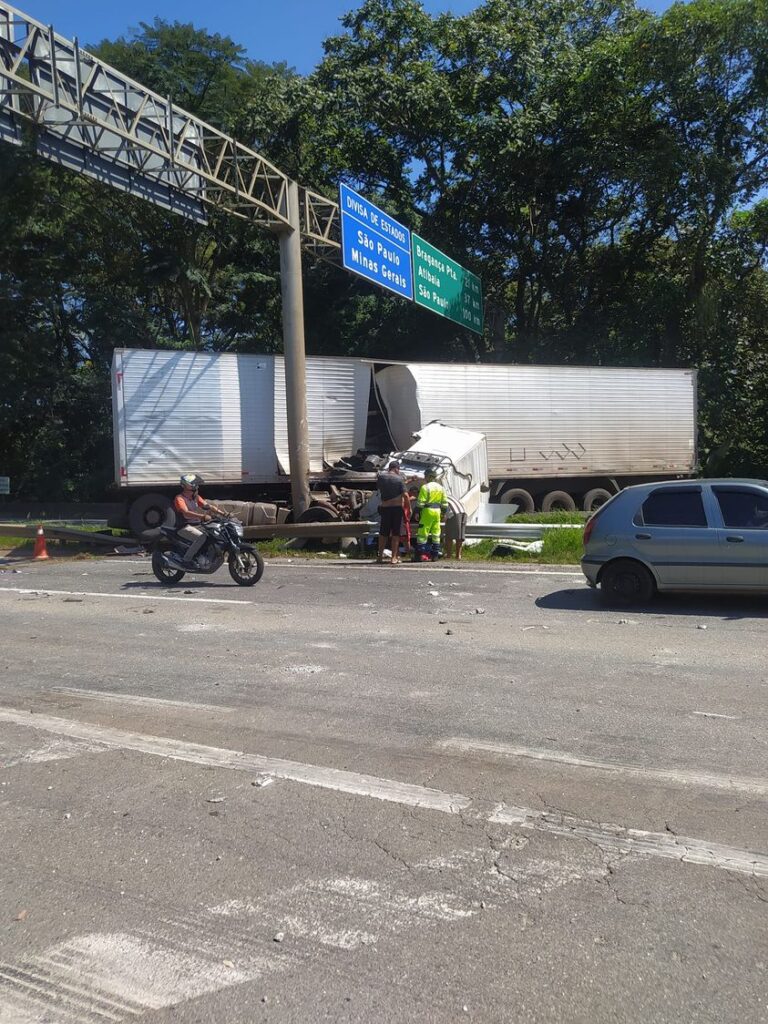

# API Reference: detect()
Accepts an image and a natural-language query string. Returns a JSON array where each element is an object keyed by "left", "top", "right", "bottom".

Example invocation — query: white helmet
[{"left": 180, "top": 473, "right": 204, "bottom": 491}]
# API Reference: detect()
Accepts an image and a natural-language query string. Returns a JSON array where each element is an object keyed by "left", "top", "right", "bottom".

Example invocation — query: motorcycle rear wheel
[
  {"left": 228, "top": 545, "right": 264, "bottom": 586},
  {"left": 152, "top": 548, "right": 186, "bottom": 584}
]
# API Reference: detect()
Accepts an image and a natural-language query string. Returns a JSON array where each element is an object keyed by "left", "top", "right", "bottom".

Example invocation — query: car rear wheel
[{"left": 600, "top": 559, "right": 656, "bottom": 606}]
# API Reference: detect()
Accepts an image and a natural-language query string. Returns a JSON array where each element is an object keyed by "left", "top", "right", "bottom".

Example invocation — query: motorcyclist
[{"left": 173, "top": 474, "right": 227, "bottom": 566}]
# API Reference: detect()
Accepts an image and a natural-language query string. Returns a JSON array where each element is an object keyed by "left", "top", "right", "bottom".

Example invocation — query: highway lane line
[
  {"left": 26, "top": 560, "right": 584, "bottom": 577},
  {"left": 0, "top": 587, "right": 250, "bottom": 606},
  {"left": 692, "top": 711, "right": 740, "bottom": 720},
  {"left": 0, "top": 708, "right": 468, "bottom": 816},
  {"left": 439, "top": 738, "right": 768, "bottom": 797},
  {"left": 488, "top": 805, "right": 768, "bottom": 875},
  {"left": 261, "top": 563, "right": 583, "bottom": 577},
  {"left": 0, "top": 707, "right": 765, "bottom": 878},
  {"left": 52, "top": 687, "right": 235, "bottom": 715}
]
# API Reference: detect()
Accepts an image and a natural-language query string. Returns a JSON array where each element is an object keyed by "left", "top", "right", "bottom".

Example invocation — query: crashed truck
[{"left": 111, "top": 347, "right": 697, "bottom": 536}]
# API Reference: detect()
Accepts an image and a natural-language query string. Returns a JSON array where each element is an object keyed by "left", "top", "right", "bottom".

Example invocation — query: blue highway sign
[{"left": 339, "top": 184, "right": 413, "bottom": 300}]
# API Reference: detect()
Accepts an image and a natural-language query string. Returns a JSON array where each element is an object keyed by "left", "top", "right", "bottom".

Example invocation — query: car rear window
[
  {"left": 640, "top": 489, "right": 707, "bottom": 527},
  {"left": 714, "top": 488, "right": 768, "bottom": 529}
]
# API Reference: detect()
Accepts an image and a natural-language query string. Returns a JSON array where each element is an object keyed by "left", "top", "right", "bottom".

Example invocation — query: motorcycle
[{"left": 151, "top": 513, "right": 264, "bottom": 587}]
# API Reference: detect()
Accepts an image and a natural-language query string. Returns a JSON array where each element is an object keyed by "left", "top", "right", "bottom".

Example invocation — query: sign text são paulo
[
  {"left": 339, "top": 185, "right": 483, "bottom": 334},
  {"left": 412, "top": 235, "right": 483, "bottom": 334},
  {"left": 339, "top": 184, "right": 413, "bottom": 301}
]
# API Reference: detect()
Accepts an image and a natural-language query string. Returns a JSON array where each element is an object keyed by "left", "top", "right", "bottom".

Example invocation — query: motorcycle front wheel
[
  {"left": 228, "top": 545, "right": 264, "bottom": 586},
  {"left": 152, "top": 548, "right": 186, "bottom": 585}
]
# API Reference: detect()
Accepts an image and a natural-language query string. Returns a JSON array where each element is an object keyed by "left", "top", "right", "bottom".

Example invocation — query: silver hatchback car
[{"left": 582, "top": 479, "right": 768, "bottom": 604}]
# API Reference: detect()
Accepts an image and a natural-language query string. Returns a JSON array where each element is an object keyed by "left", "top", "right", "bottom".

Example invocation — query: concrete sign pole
[{"left": 278, "top": 180, "right": 311, "bottom": 518}]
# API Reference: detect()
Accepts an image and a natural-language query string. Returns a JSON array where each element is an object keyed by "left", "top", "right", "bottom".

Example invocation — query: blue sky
[{"left": 25, "top": 0, "right": 676, "bottom": 76}]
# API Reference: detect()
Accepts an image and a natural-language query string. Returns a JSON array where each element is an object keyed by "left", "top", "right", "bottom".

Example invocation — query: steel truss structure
[{"left": 0, "top": 2, "right": 341, "bottom": 250}]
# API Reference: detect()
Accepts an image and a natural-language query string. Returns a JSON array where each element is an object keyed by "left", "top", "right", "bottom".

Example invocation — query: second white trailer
[{"left": 374, "top": 361, "right": 697, "bottom": 511}]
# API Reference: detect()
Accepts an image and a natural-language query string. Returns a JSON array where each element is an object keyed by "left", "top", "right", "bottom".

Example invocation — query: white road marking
[
  {"left": 0, "top": 707, "right": 766, "bottom": 878},
  {"left": 52, "top": 687, "right": 234, "bottom": 715},
  {"left": 35, "top": 559, "right": 582, "bottom": 578},
  {"left": 440, "top": 737, "right": 768, "bottom": 797},
  {"left": 490, "top": 804, "right": 767, "bottom": 876},
  {"left": 0, "top": 586, "right": 250, "bottom": 605},
  {"left": 1, "top": 736, "right": 106, "bottom": 769},
  {"left": 268, "top": 562, "right": 582, "bottom": 577},
  {"left": 0, "top": 930, "right": 279, "bottom": 1023},
  {"left": 0, "top": 708, "right": 467, "bottom": 815}
]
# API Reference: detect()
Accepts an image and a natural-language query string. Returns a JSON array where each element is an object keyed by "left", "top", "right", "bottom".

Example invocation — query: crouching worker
[
  {"left": 174, "top": 473, "right": 227, "bottom": 566},
  {"left": 415, "top": 468, "right": 448, "bottom": 562}
]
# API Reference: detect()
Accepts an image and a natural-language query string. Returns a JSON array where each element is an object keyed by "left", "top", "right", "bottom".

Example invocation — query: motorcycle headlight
[{"left": 233, "top": 520, "right": 244, "bottom": 537}]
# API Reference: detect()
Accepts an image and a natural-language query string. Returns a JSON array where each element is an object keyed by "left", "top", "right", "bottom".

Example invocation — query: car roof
[{"left": 620, "top": 478, "right": 768, "bottom": 493}]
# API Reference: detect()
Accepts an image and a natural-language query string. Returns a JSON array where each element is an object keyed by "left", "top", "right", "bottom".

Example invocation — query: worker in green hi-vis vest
[{"left": 414, "top": 468, "right": 448, "bottom": 562}]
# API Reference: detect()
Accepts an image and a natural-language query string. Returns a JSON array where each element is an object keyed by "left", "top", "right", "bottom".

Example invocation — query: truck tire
[
  {"left": 498, "top": 488, "right": 535, "bottom": 514},
  {"left": 128, "top": 493, "right": 172, "bottom": 540},
  {"left": 582, "top": 488, "right": 612, "bottom": 512},
  {"left": 541, "top": 490, "right": 577, "bottom": 513}
]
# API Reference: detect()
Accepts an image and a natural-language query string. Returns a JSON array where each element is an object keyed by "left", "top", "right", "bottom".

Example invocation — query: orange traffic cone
[{"left": 33, "top": 525, "right": 49, "bottom": 560}]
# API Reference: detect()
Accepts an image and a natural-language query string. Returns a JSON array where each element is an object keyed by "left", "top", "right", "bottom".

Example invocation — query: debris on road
[
  {"left": 273, "top": 931, "right": 285, "bottom": 943},
  {"left": 14, "top": 909, "right": 28, "bottom": 922},
  {"left": 474, "top": 607, "right": 485, "bottom": 615},
  {"left": 207, "top": 797, "right": 225, "bottom": 804},
  {"left": 252, "top": 776, "right": 274, "bottom": 788},
  {"left": 429, "top": 590, "right": 439, "bottom": 597}
]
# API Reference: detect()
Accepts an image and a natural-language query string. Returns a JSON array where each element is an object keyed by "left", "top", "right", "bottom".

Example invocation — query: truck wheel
[
  {"left": 128, "top": 493, "right": 171, "bottom": 540},
  {"left": 600, "top": 559, "right": 655, "bottom": 606},
  {"left": 582, "top": 488, "right": 612, "bottom": 512},
  {"left": 498, "top": 488, "right": 535, "bottom": 514},
  {"left": 541, "top": 490, "right": 577, "bottom": 513}
]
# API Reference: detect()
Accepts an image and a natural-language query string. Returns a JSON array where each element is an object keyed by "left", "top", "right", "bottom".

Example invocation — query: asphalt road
[{"left": 0, "top": 555, "right": 766, "bottom": 1024}]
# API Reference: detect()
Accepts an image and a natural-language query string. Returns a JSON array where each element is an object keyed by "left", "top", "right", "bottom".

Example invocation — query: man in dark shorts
[{"left": 377, "top": 461, "right": 406, "bottom": 564}]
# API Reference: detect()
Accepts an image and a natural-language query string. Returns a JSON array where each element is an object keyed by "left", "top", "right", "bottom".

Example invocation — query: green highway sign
[{"left": 411, "top": 234, "right": 483, "bottom": 334}]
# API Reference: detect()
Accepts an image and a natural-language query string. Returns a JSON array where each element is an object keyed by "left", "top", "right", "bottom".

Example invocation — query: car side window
[
  {"left": 714, "top": 489, "right": 768, "bottom": 530},
  {"left": 640, "top": 489, "right": 707, "bottom": 527}
]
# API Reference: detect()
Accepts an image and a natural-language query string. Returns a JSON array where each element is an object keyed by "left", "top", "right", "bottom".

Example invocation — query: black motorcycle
[{"left": 151, "top": 513, "right": 264, "bottom": 587}]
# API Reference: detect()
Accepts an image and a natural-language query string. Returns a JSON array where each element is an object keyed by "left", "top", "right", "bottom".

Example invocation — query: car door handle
[
  {"left": 726, "top": 535, "right": 744, "bottom": 543},
  {"left": 635, "top": 533, "right": 651, "bottom": 540}
]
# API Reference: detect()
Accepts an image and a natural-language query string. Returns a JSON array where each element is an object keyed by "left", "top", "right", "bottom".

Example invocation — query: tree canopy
[{"left": 1, "top": 0, "right": 767, "bottom": 499}]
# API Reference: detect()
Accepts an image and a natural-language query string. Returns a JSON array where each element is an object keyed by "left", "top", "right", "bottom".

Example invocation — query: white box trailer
[
  {"left": 374, "top": 362, "right": 697, "bottom": 512},
  {"left": 112, "top": 348, "right": 370, "bottom": 487},
  {"left": 112, "top": 349, "right": 697, "bottom": 530}
]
